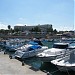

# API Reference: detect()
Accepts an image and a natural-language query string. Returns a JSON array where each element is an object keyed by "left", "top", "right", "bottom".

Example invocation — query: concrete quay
[{"left": 0, "top": 52, "right": 46, "bottom": 75}]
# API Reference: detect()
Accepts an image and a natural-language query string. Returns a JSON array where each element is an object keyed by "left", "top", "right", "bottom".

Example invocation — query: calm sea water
[{"left": 0, "top": 41, "right": 75, "bottom": 75}]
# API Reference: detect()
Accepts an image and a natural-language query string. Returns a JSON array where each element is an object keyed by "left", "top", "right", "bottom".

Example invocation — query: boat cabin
[{"left": 53, "top": 43, "right": 69, "bottom": 49}]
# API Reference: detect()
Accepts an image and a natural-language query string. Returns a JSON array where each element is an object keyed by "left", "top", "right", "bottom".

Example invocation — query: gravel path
[{"left": 0, "top": 52, "right": 46, "bottom": 75}]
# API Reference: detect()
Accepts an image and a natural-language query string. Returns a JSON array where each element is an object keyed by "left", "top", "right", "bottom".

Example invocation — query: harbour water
[{"left": 0, "top": 40, "right": 75, "bottom": 75}]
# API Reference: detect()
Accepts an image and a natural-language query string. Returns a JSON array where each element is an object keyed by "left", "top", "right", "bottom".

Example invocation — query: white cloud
[
  {"left": 0, "top": 22, "right": 8, "bottom": 29},
  {"left": 19, "top": 18, "right": 24, "bottom": 20},
  {"left": 15, "top": 23, "right": 27, "bottom": 26},
  {"left": 18, "top": 17, "right": 26, "bottom": 22},
  {"left": 56, "top": 26, "right": 73, "bottom": 31},
  {"left": 15, "top": 24, "right": 24, "bottom": 26},
  {"left": 0, "top": 22, "right": 27, "bottom": 30}
]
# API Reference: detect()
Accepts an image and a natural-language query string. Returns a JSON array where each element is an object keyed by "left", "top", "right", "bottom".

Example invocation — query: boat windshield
[
  {"left": 28, "top": 41, "right": 38, "bottom": 45},
  {"left": 53, "top": 44, "right": 68, "bottom": 49},
  {"left": 23, "top": 45, "right": 41, "bottom": 52}
]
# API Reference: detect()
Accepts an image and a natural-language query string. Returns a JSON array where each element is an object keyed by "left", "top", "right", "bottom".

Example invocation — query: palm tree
[
  {"left": 8, "top": 25, "right": 11, "bottom": 30},
  {"left": 8, "top": 25, "right": 11, "bottom": 35}
]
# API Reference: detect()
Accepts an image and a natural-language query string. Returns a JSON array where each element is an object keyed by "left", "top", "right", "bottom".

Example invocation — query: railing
[{"left": 55, "top": 47, "right": 75, "bottom": 60}]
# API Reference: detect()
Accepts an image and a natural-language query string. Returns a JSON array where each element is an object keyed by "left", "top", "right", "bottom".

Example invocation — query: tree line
[{"left": 0, "top": 25, "right": 58, "bottom": 35}]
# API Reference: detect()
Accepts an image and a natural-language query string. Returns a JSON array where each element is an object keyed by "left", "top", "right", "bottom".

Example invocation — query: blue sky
[{"left": 0, "top": 0, "right": 74, "bottom": 31}]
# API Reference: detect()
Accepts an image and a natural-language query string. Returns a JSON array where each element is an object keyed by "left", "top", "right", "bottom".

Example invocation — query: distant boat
[
  {"left": 61, "top": 38, "right": 75, "bottom": 43},
  {"left": 4, "top": 39, "right": 24, "bottom": 52}
]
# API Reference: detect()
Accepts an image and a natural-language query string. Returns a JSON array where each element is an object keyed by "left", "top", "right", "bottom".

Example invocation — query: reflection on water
[
  {"left": 20, "top": 57, "right": 75, "bottom": 75},
  {"left": 42, "top": 41, "right": 54, "bottom": 48}
]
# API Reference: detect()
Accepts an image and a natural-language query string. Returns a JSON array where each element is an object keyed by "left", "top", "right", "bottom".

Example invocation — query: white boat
[
  {"left": 13, "top": 45, "right": 48, "bottom": 59},
  {"left": 36, "top": 43, "right": 71, "bottom": 62},
  {"left": 51, "top": 46, "right": 75, "bottom": 71},
  {"left": 14, "top": 41, "right": 36, "bottom": 51}
]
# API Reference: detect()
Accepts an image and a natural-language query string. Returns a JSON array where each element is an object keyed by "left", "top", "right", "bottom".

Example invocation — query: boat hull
[
  {"left": 37, "top": 56, "right": 56, "bottom": 62},
  {"left": 56, "top": 65, "right": 75, "bottom": 71}
]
